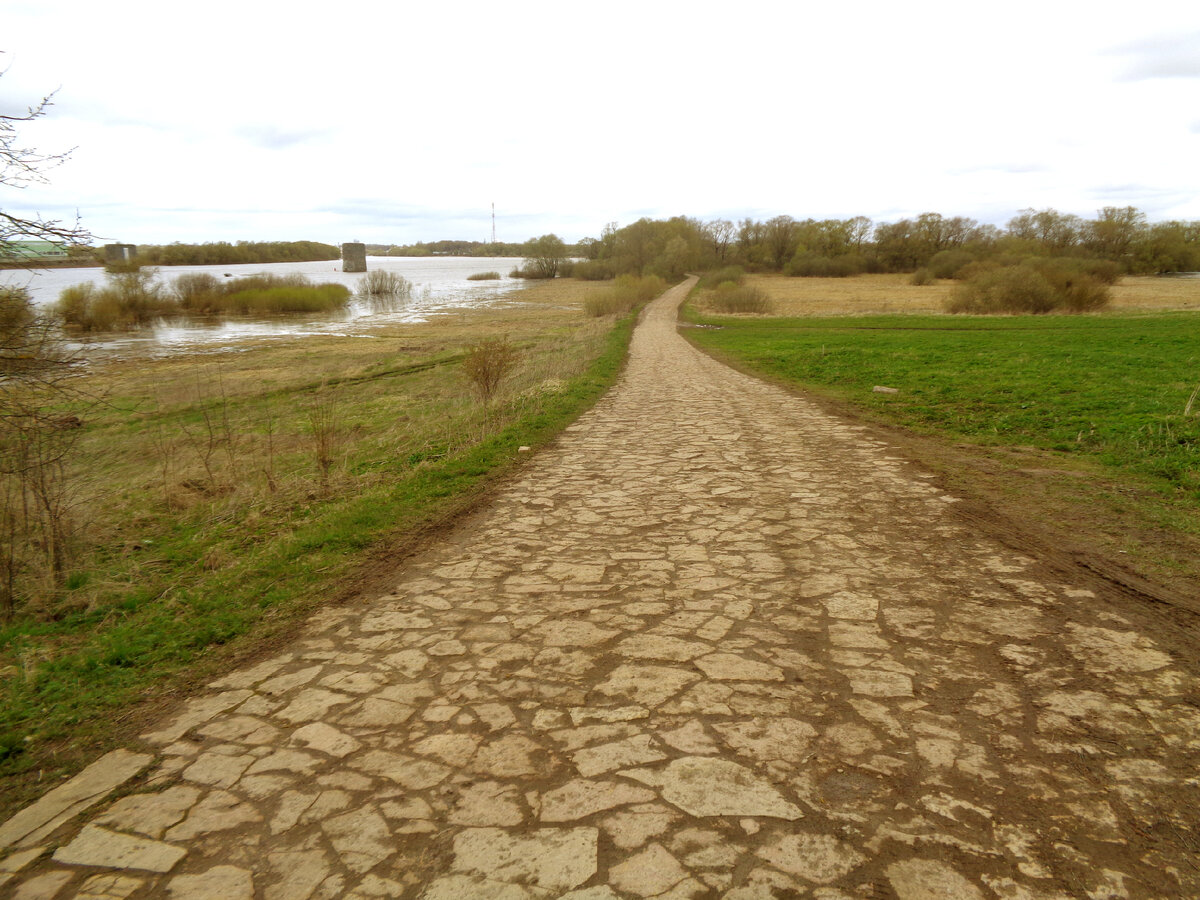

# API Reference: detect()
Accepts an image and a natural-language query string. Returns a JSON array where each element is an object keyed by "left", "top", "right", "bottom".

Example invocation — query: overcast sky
[{"left": 4, "top": 0, "right": 1199, "bottom": 246}]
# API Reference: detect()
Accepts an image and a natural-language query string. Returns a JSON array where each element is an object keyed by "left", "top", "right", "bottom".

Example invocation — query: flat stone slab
[
  {"left": 449, "top": 782, "right": 525, "bottom": 827},
  {"left": 594, "top": 664, "right": 699, "bottom": 707},
  {"left": 821, "top": 591, "right": 879, "bottom": 621},
  {"left": 615, "top": 634, "right": 711, "bottom": 662},
  {"left": 572, "top": 734, "right": 668, "bottom": 777},
  {"left": 541, "top": 779, "right": 656, "bottom": 822},
  {"left": 422, "top": 874, "right": 545, "bottom": 900},
  {"left": 0, "top": 749, "right": 152, "bottom": 850},
  {"left": 52, "top": 823, "right": 187, "bottom": 872},
  {"left": 846, "top": 668, "right": 914, "bottom": 698},
  {"left": 886, "top": 859, "right": 986, "bottom": 900},
  {"left": 96, "top": 785, "right": 201, "bottom": 839},
  {"left": 694, "top": 652, "right": 784, "bottom": 682},
  {"left": 166, "top": 865, "right": 253, "bottom": 899},
  {"left": 452, "top": 827, "right": 598, "bottom": 892},
  {"left": 756, "top": 833, "right": 866, "bottom": 884},
  {"left": 529, "top": 619, "right": 619, "bottom": 647},
  {"left": 141, "top": 691, "right": 252, "bottom": 744},
  {"left": 609, "top": 843, "right": 689, "bottom": 897},
  {"left": 654, "top": 757, "right": 803, "bottom": 820}
]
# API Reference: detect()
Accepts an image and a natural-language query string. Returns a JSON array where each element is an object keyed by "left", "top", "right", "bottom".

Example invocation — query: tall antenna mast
[{"left": 491, "top": 202, "right": 496, "bottom": 244}]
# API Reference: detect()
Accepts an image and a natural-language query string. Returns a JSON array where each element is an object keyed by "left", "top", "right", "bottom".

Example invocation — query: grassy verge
[
  {"left": 0, "top": 279, "right": 622, "bottom": 811},
  {"left": 682, "top": 305, "right": 1200, "bottom": 583}
]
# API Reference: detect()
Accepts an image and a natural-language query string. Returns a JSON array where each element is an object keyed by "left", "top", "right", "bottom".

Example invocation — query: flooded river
[{"left": 1, "top": 257, "right": 528, "bottom": 356}]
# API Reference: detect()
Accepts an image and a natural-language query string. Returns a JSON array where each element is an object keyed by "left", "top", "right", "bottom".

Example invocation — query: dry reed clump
[
  {"left": 467, "top": 271, "right": 501, "bottom": 281},
  {"left": 56, "top": 269, "right": 176, "bottom": 331},
  {"left": 947, "top": 262, "right": 1110, "bottom": 314},
  {"left": 462, "top": 337, "right": 521, "bottom": 404},
  {"left": 173, "top": 273, "right": 223, "bottom": 309},
  {"left": 698, "top": 266, "right": 746, "bottom": 289},
  {"left": 509, "top": 266, "right": 554, "bottom": 280},
  {"left": 357, "top": 270, "right": 414, "bottom": 298},
  {"left": 569, "top": 260, "right": 615, "bottom": 281},
  {"left": 221, "top": 283, "right": 351, "bottom": 314},
  {"left": 583, "top": 275, "right": 667, "bottom": 317},
  {"left": 709, "top": 282, "right": 771, "bottom": 314},
  {"left": 55, "top": 271, "right": 352, "bottom": 331}
]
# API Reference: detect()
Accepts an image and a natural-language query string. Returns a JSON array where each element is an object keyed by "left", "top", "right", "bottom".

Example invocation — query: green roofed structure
[{"left": 1, "top": 240, "right": 69, "bottom": 260}]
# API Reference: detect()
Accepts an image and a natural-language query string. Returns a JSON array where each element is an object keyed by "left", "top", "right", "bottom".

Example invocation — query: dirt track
[{"left": 2, "top": 277, "right": 1198, "bottom": 899}]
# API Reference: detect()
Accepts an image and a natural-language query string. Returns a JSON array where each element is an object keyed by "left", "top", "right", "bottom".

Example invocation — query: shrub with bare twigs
[{"left": 462, "top": 337, "right": 520, "bottom": 405}]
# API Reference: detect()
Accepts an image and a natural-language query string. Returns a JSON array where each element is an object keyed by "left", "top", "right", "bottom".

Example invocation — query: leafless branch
[{"left": 1, "top": 66, "right": 90, "bottom": 249}]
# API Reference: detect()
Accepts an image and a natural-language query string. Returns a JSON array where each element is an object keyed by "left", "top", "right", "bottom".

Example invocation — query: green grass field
[{"left": 683, "top": 310, "right": 1200, "bottom": 501}]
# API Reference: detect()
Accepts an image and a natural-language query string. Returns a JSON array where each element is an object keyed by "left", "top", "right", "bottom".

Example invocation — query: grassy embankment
[
  {"left": 0, "top": 277, "right": 624, "bottom": 811},
  {"left": 685, "top": 274, "right": 1200, "bottom": 587}
]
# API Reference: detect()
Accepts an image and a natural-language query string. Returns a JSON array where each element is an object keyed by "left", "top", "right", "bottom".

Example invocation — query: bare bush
[
  {"left": 927, "top": 249, "right": 976, "bottom": 279},
  {"left": 583, "top": 294, "right": 633, "bottom": 317},
  {"left": 698, "top": 266, "right": 745, "bottom": 289},
  {"left": 357, "top": 270, "right": 413, "bottom": 299},
  {"left": 172, "top": 272, "right": 222, "bottom": 310},
  {"left": 947, "top": 267, "right": 1058, "bottom": 314},
  {"left": 1026, "top": 259, "right": 1112, "bottom": 312},
  {"left": 261, "top": 398, "right": 278, "bottom": 493},
  {"left": 583, "top": 275, "right": 666, "bottom": 318},
  {"left": 149, "top": 421, "right": 178, "bottom": 509},
  {"left": 571, "top": 260, "right": 614, "bottom": 281},
  {"left": 710, "top": 283, "right": 771, "bottom": 314},
  {"left": 0, "top": 289, "right": 89, "bottom": 619},
  {"left": 178, "top": 372, "right": 237, "bottom": 494},
  {"left": 305, "top": 393, "right": 342, "bottom": 493},
  {"left": 463, "top": 337, "right": 520, "bottom": 405},
  {"left": 947, "top": 262, "right": 1110, "bottom": 314}
]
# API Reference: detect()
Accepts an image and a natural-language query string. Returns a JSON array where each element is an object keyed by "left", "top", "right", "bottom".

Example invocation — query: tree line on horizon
[
  {"left": 130, "top": 240, "right": 340, "bottom": 266},
  {"left": 42, "top": 207, "right": 1197, "bottom": 279},
  {"left": 371, "top": 239, "right": 537, "bottom": 258},
  {"left": 550, "top": 207, "right": 1199, "bottom": 283}
]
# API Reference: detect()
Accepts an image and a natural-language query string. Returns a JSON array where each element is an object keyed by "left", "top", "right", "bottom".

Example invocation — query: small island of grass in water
[{"left": 53, "top": 263, "right": 414, "bottom": 332}]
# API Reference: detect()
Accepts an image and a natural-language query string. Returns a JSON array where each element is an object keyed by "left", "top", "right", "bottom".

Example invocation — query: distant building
[{"left": 2, "top": 240, "right": 70, "bottom": 260}]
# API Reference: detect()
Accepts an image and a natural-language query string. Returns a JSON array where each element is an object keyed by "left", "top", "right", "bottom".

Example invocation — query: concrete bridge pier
[{"left": 341, "top": 242, "right": 367, "bottom": 273}]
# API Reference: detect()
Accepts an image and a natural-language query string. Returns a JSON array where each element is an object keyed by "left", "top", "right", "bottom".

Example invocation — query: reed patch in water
[{"left": 56, "top": 270, "right": 352, "bottom": 330}]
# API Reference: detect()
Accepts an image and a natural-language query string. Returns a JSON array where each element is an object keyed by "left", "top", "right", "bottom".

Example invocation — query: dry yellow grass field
[
  {"left": 694, "top": 273, "right": 1200, "bottom": 317},
  {"left": 1109, "top": 275, "right": 1200, "bottom": 310}
]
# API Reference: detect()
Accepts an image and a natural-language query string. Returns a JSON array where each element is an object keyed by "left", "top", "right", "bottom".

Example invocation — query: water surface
[{"left": 2, "top": 257, "right": 527, "bottom": 356}]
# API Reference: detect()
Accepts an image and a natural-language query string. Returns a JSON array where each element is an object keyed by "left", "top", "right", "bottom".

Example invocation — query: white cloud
[{"left": 1110, "top": 30, "right": 1200, "bottom": 80}]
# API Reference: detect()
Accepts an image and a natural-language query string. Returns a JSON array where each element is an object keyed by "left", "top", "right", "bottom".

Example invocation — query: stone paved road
[{"left": 2, "top": 278, "right": 1199, "bottom": 899}]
